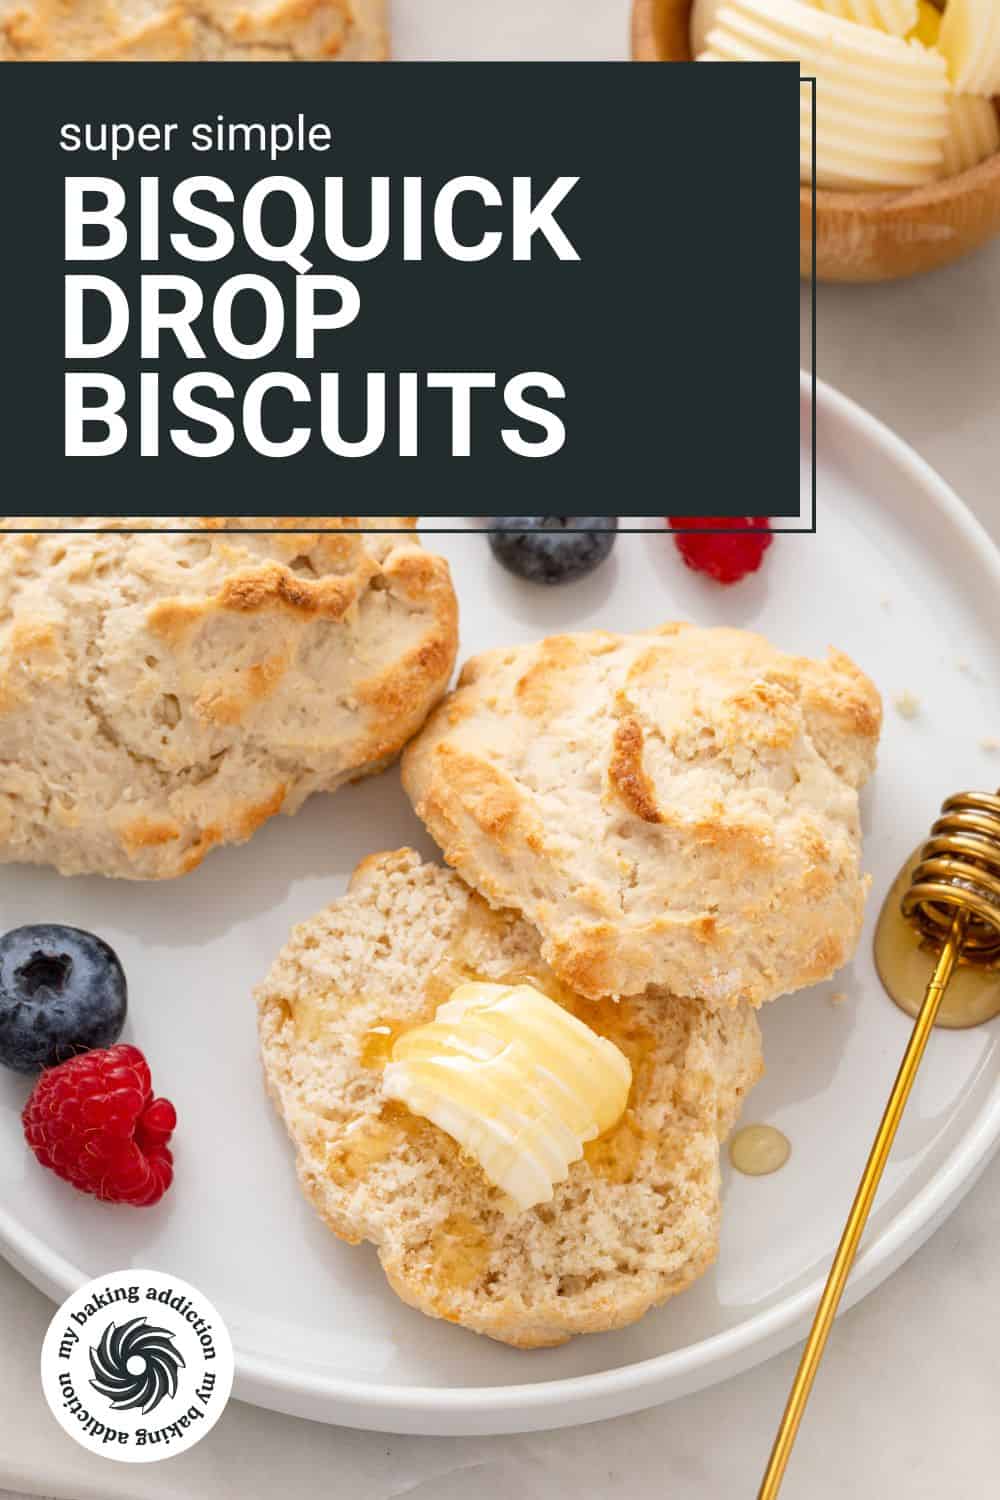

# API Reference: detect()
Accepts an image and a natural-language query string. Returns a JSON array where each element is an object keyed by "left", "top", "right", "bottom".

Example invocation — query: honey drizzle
[
  {"left": 875, "top": 849, "right": 1000, "bottom": 1030},
  {"left": 324, "top": 1117, "right": 404, "bottom": 1187},
  {"left": 335, "top": 958, "right": 657, "bottom": 1245},
  {"left": 503, "top": 965, "right": 657, "bottom": 1184},
  {"left": 359, "top": 1021, "right": 407, "bottom": 1069},
  {"left": 428, "top": 1214, "right": 493, "bottom": 1289},
  {"left": 363, "top": 961, "right": 655, "bottom": 1186},
  {"left": 330, "top": 963, "right": 659, "bottom": 1290}
]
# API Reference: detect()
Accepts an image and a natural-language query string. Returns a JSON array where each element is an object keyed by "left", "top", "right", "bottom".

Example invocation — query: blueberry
[
  {"left": 0, "top": 925, "right": 127, "bottom": 1074},
  {"left": 487, "top": 517, "right": 618, "bottom": 585}
]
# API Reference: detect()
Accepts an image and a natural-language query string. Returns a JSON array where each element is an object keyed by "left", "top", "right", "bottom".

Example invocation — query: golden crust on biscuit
[
  {"left": 0, "top": 518, "right": 456, "bottom": 878},
  {"left": 403, "top": 625, "right": 881, "bottom": 1007},
  {"left": 1, "top": 0, "right": 387, "bottom": 61}
]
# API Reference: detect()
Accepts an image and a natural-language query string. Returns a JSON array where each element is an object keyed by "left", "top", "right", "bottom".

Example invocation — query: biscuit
[
  {"left": 256, "top": 848, "right": 763, "bottom": 1348},
  {"left": 0, "top": 518, "right": 457, "bottom": 878},
  {"left": 402, "top": 624, "right": 881, "bottom": 1007},
  {"left": 1, "top": 0, "right": 387, "bottom": 60}
]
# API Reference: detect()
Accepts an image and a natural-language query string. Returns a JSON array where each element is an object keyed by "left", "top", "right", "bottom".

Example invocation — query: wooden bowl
[{"left": 632, "top": 0, "right": 1000, "bottom": 282}]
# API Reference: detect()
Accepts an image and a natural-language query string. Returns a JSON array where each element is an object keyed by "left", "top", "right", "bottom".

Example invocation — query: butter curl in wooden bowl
[{"left": 631, "top": 0, "right": 1000, "bottom": 283}]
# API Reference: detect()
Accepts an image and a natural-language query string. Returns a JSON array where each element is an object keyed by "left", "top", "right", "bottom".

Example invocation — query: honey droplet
[
  {"left": 360, "top": 1021, "right": 407, "bottom": 1069},
  {"left": 583, "top": 1110, "right": 647, "bottom": 1183},
  {"left": 874, "top": 849, "right": 1000, "bottom": 1030},
  {"left": 430, "top": 1213, "right": 493, "bottom": 1290},
  {"left": 729, "top": 1124, "right": 790, "bottom": 1177},
  {"left": 325, "top": 1117, "right": 405, "bottom": 1186},
  {"left": 292, "top": 994, "right": 328, "bottom": 1043}
]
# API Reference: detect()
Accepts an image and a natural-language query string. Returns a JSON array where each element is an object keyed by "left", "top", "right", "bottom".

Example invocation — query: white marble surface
[
  {"left": 2, "top": 1150, "right": 1000, "bottom": 1499},
  {"left": 3, "top": 3, "right": 1000, "bottom": 1496}
]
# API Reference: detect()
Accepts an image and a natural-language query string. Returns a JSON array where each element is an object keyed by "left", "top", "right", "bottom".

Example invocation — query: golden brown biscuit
[
  {"left": 256, "top": 848, "right": 763, "bottom": 1348},
  {"left": 0, "top": 518, "right": 456, "bottom": 878},
  {"left": 402, "top": 624, "right": 882, "bottom": 1007},
  {"left": 1, "top": 0, "right": 387, "bottom": 61}
]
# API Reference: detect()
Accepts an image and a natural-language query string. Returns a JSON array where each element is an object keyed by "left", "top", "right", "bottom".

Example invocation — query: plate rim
[{"left": 3, "top": 380, "right": 1000, "bottom": 1432}]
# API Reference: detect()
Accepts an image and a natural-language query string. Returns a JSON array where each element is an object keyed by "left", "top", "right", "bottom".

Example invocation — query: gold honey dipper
[{"left": 758, "top": 790, "right": 1000, "bottom": 1499}]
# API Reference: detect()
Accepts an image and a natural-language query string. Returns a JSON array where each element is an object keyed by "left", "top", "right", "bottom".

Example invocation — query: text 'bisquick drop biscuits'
[{"left": 402, "top": 624, "right": 881, "bottom": 1008}]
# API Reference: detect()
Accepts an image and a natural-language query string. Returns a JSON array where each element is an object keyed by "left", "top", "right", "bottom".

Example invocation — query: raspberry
[
  {"left": 668, "top": 516, "right": 773, "bottom": 585},
  {"left": 22, "top": 1044, "right": 175, "bottom": 1206}
]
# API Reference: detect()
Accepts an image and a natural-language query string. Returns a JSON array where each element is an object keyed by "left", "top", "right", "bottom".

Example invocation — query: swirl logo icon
[
  {"left": 89, "top": 1316, "right": 185, "bottom": 1414},
  {"left": 40, "top": 1269, "right": 233, "bottom": 1463}
]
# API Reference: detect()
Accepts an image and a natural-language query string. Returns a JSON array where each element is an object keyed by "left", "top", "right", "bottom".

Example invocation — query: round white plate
[{"left": 2, "top": 376, "right": 1000, "bottom": 1435}]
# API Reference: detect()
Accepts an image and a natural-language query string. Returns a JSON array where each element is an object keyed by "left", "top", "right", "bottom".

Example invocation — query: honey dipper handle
[{"left": 757, "top": 909, "right": 970, "bottom": 1500}]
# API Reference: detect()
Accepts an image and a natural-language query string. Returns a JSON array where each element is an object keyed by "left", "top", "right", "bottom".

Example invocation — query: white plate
[{"left": 2, "top": 376, "right": 1000, "bottom": 1435}]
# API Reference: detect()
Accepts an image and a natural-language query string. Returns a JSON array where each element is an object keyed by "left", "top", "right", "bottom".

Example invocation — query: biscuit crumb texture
[
  {"left": 403, "top": 625, "right": 882, "bottom": 1007},
  {"left": 0, "top": 519, "right": 456, "bottom": 878},
  {"left": 1, "top": 0, "right": 386, "bottom": 60},
  {"left": 257, "top": 849, "right": 763, "bottom": 1347}
]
